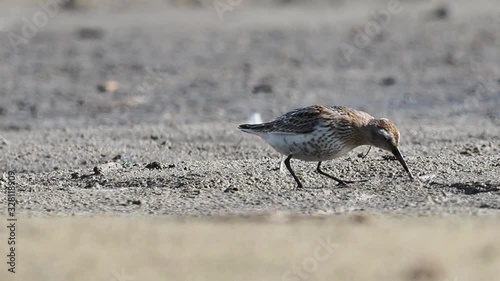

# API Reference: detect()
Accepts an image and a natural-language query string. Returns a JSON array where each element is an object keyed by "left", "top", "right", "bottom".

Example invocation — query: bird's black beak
[{"left": 392, "top": 147, "right": 414, "bottom": 180}]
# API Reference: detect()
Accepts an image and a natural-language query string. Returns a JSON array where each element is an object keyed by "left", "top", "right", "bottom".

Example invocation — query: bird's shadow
[{"left": 430, "top": 181, "right": 500, "bottom": 195}]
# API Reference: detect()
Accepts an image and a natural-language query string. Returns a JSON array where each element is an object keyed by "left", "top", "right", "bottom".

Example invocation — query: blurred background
[{"left": 1, "top": 0, "right": 499, "bottom": 131}]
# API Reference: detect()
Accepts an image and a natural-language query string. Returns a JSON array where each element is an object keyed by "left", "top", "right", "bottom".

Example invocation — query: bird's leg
[
  {"left": 279, "top": 155, "right": 286, "bottom": 175},
  {"left": 316, "top": 162, "right": 367, "bottom": 186},
  {"left": 284, "top": 155, "right": 304, "bottom": 189},
  {"left": 360, "top": 145, "right": 372, "bottom": 159}
]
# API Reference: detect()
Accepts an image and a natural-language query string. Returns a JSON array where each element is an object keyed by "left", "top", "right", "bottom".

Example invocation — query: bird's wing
[
  {"left": 263, "top": 105, "right": 337, "bottom": 134},
  {"left": 239, "top": 105, "right": 369, "bottom": 134}
]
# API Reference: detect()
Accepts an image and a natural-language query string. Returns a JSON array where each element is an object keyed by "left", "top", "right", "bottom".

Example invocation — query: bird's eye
[{"left": 378, "top": 129, "right": 392, "bottom": 141}]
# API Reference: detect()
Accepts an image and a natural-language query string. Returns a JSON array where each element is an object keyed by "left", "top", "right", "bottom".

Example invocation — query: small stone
[
  {"left": 97, "top": 80, "right": 119, "bottom": 93},
  {"left": 224, "top": 187, "right": 239, "bottom": 193},
  {"left": 62, "top": 0, "right": 78, "bottom": 10},
  {"left": 150, "top": 135, "right": 159, "bottom": 140},
  {"left": 94, "top": 162, "right": 122, "bottom": 175},
  {"left": 168, "top": 164, "right": 176, "bottom": 168},
  {"left": 380, "top": 77, "right": 396, "bottom": 86},
  {"left": 252, "top": 84, "right": 273, "bottom": 94},
  {"left": 77, "top": 27, "right": 104, "bottom": 40},
  {"left": 433, "top": 6, "right": 449, "bottom": 20},
  {"left": 71, "top": 172, "right": 80, "bottom": 179},
  {"left": 84, "top": 181, "right": 101, "bottom": 189},
  {"left": 112, "top": 154, "right": 122, "bottom": 161},
  {"left": 145, "top": 161, "right": 162, "bottom": 170},
  {"left": 127, "top": 199, "right": 142, "bottom": 205}
]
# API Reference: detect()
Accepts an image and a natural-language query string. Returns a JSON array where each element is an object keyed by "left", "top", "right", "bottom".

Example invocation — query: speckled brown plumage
[
  {"left": 239, "top": 105, "right": 413, "bottom": 188},
  {"left": 239, "top": 105, "right": 371, "bottom": 134}
]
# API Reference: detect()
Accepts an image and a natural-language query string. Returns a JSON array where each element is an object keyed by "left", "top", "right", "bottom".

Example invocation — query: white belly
[{"left": 261, "top": 132, "right": 355, "bottom": 161}]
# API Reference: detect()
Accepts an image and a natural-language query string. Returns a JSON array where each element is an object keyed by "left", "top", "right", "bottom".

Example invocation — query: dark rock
[
  {"left": 224, "top": 187, "right": 239, "bottom": 193},
  {"left": 127, "top": 199, "right": 142, "bottom": 205},
  {"left": 433, "top": 6, "right": 449, "bottom": 20},
  {"left": 380, "top": 77, "right": 396, "bottom": 86},
  {"left": 96, "top": 80, "right": 119, "bottom": 93},
  {"left": 145, "top": 161, "right": 162, "bottom": 170},
  {"left": 252, "top": 84, "right": 273, "bottom": 94},
  {"left": 94, "top": 162, "right": 122, "bottom": 175},
  {"left": 77, "top": 27, "right": 104, "bottom": 40}
]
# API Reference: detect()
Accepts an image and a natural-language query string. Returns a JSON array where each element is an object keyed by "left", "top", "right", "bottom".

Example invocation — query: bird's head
[{"left": 365, "top": 118, "right": 414, "bottom": 179}]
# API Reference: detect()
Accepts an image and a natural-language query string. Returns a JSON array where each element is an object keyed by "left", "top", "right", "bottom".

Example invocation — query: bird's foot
[{"left": 294, "top": 183, "right": 304, "bottom": 189}]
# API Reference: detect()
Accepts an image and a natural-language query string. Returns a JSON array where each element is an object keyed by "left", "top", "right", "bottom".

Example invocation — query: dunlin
[{"left": 239, "top": 105, "right": 414, "bottom": 188}]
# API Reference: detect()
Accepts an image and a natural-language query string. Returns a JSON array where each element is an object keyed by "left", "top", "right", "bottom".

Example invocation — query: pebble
[
  {"left": 145, "top": 161, "right": 162, "bottom": 170},
  {"left": 94, "top": 162, "right": 123, "bottom": 175},
  {"left": 97, "top": 80, "right": 119, "bottom": 93}
]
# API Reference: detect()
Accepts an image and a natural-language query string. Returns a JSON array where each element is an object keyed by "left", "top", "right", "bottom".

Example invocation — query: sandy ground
[
  {"left": 0, "top": 0, "right": 500, "bottom": 280},
  {"left": 1, "top": 215, "right": 500, "bottom": 281}
]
